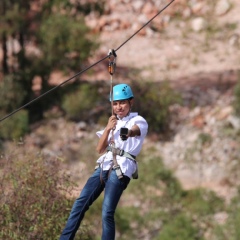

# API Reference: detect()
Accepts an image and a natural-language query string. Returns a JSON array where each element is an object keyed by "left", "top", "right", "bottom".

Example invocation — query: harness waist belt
[{"left": 106, "top": 146, "right": 136, "bottom": 161}]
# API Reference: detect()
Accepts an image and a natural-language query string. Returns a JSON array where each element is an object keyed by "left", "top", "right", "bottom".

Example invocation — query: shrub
[
  {"left": 0, "top": 74, "right": 27, "bottom": 113},
  {"left": 62, "top": 83, "right": 101, "bottom": 121},
  {"left": 154, "top": 214, "right": 204, "bottom": 240},
  {"left": 0, "top": 74, "right": 30, "bottom": 140},
  {"left": 131, "top": 80, "right": 182, "bottom": 134},
  {"left": 197, "top": 133, "right": 212, "bottom": 146},
  {"left": 182, "top": 188, "right": 224, "bottom": 216},
  {"left": 0, "top": 150, "right": 91, "bottom": 240},
  {"left": 0, "top": 110, "right": 29, "bottom": 140},
  {"left": 214, "top": 187, "right": 240, "bottom": 239},
  {"left": 233, "top": 72, "right": 240, "bottom": 116}
]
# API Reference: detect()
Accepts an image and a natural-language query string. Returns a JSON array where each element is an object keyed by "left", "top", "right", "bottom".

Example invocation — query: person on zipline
[{"left": 60, "top": 83, "right": 148, "bottom": 240}]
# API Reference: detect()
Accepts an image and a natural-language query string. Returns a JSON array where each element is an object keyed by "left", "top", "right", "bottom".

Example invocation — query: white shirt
[{"left": 96, "top": 112, "right": 148, "bottom": 178}]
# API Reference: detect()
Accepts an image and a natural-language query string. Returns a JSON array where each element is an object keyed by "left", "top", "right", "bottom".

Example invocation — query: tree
[{"left": 0, "top": 0, "right": 99, "bottom": 124}]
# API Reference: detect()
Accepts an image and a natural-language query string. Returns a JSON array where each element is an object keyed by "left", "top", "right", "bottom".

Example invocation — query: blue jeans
[{"left": 59, "top": 167, "right": 130, "bottom": 240}]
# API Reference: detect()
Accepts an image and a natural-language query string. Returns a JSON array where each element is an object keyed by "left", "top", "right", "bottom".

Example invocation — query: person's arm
[
  {"left": 128, "top": 124, "right": 141, "bottom": 137},
  {"left": 120, "top": 124, "right": 140, "bottom": 141},
  {"left": 96, "top": 115, "right": 117, "bottom": 154}
]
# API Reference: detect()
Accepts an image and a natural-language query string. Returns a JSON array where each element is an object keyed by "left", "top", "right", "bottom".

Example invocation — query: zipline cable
[
  {"left": 0, "top": 55, "right": 109, "bottom": 123},
  {"left": 115, "top": 0, "right": 175, "bottom": 52},
  {"left": 0, "top": 0, "right": 175, "bottom": 123}
]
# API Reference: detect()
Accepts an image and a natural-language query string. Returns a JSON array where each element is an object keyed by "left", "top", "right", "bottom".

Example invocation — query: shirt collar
[{"left": 117, "top": 112, "right": 138, "bottom": 121}]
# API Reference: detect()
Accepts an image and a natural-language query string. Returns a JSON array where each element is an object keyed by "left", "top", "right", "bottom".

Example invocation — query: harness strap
[{"left": 106, "top": 146, "right": 136, "bottom": 162}]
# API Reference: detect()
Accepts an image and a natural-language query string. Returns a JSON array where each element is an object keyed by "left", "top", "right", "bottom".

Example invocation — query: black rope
[{"left": 0, "top": 0, "right": 175, "bottom": 123}]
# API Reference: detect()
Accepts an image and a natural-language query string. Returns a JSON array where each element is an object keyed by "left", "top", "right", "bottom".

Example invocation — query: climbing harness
[
  {"left": 0, "top": 0, "right": 175, "bottom": 123},
  {"left": 103, "top": 49, "right": 140, "bottom": 180},
  {"left": 97, "top": 49, "right": 121, "bottom": 182},
  {"left": 106, "top": 146, "right": 136, "bottom": 161},
  {"left": 99, "top": 49, "right": 138, "bottom": 180}
]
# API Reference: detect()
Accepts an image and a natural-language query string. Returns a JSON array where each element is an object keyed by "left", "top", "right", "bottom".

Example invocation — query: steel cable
[{"left": 0, "top": 0, "right": 175, "bottom": 123}]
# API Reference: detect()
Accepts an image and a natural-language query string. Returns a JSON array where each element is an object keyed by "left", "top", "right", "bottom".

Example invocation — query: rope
[
  {"left": 0, "top": 0, "right": 175, "bottom": 123},
  {"left": 108, "top": 50, "right": 119, "bottom": 171}
]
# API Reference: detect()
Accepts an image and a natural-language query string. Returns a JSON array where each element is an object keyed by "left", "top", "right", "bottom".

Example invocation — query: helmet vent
[{"left": 122, "top": 86, "right": 128, "bottom": 96}]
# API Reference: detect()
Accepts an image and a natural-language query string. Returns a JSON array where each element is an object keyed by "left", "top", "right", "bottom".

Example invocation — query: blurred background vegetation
[
  {"left": 1, "top": 0, "right": 240, "bottom": 239},
  {"left": 2, "top": 145, "right": 240, "bottom": 239},
  {"left": 0, "top": 0, "right": 99, "bottom": 133}
]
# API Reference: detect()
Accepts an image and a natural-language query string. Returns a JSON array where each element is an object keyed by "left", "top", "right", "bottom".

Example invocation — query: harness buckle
[
  {"left": 113, "top": 164, "right": 123, "bottom": 179},
  {"left": 119, "top": 149, "right": 124, "bottom": 156}
]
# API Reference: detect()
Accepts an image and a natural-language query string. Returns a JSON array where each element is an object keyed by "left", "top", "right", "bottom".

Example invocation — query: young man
[{"left": 60, "top": 83, "right": 148, "bottom": 240}]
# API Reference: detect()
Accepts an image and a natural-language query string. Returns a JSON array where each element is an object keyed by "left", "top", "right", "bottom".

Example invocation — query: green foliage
[
  {"left": 131, "top": 80, "right": 182, "bottom": 134},
  {"left": 130, "top": 153, "right": 166, "bottom": 189},
  {"left": 123, "top": 147, "right": 227, "bottom": 240},
  {"left": 214, "top": 187, "right": 240, "bottom": 240},
  {"left": 0, "top": 74, "right": 27, "bottom": 112},
  {"left": 0, "top": 130, "right": 236, "bottom": 240},
  {"left": 182, "top": 188, "right": 224, "bottom": 216},
  {"left": 75, "top": 0, "right": 105, "bottom": 15},
  {"left": 62, "top": 83, "right": 101, "bottom": 121},
  {"left": 157, "top": 167, "right": 185, "bottom": 202},
  {"left": 115, "top": 207, "right": 133, "bottom": 233},
  {"left": 197, "top": 133, "right": 212, "bottom": 146},
  {"left": 114, "top": 206, "right": 140, "bottom": 240},
  {"left": 233, "top": 72, "right": 240, "bottom": 116},
  {"left": 155, "top": 214, "right": 204, "bottom": 240},
  {"left": 0, "top": 110, "right": 29, "bottom": 140},
  {"left": 60, "top": 79, "right": 181, "bottom": 132},
  {"left": 0, "top": 0, "right": 98, "bottom": 123},
  {"left": 0, "top": 70, "right": 29, "bottom": 138},
  {"left": 39, "top": 14, "right": 97, "bottom": 70},
  {"left": 0, "top": 150, "right": 92, "bottom": 240},
  {"left": 129, "top": 151, "right": 184, "bottom": 200}
]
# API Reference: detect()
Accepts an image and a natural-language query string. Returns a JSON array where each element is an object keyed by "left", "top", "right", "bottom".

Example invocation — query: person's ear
[{"left": 129, "top": 99, "right": 134, "bottom": 107}]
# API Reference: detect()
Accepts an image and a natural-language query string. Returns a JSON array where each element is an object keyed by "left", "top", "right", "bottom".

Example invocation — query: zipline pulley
[{"left": 108, "top": 49, "right": 117, "bottom": 75}]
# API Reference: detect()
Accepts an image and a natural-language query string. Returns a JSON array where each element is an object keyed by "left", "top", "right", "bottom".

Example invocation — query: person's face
[{"left": 113, "top": 99, "right": 133, "bottom": 119}]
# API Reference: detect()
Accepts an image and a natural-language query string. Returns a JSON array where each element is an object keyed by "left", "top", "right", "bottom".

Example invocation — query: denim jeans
[{"left": 59, "top": 167, "right": 130, "bottom": 240}]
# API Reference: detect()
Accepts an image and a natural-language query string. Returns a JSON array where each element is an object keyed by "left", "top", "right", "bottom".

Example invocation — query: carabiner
[
  {"left": 108, "top": 49, "right": 117, "bottom": 75},
  {"left": 108, "top": 61, "right": 116, "bottom": 75}
]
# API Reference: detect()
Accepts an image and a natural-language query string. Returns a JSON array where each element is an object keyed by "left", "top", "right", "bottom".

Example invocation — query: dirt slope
[{"left": 83, "top": 0, "right": 240, "bottom": 85}]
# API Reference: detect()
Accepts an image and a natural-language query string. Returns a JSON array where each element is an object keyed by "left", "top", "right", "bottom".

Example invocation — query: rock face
[
  {"left": 158, "top": 97, "right": 239, "bottom": 201},
  {"left": 4, "top": 0, "right": 240, "bottom": 202},
  {"left": 85, "top": 0, "right": 240, "bottom": 200},
  {"left": 85, "top": 0, "right": 178, "bottom": 35},
  {"left": 83, "top": 0, "right": 240, "bottom": 85},
  {"left": 85, "top": 0, "right": 231, "bottom": 35}
]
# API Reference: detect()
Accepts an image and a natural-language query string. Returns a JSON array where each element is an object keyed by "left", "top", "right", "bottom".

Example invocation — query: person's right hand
[{"left": 106, "top": 115, "right": 117, "bottom": 131}]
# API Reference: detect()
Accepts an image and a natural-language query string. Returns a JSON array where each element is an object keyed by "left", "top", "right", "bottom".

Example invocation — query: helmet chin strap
[
  {"left": 127, "top": 102, "right": 132, "bottom": 117},
  {"left": 127, "top": 99, "right": 133, "bottom": 116}
]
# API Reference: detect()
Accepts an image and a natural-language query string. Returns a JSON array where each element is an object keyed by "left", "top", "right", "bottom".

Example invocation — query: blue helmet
[{"left": 110, "top": 84, "right": 134, "bottom": 101}]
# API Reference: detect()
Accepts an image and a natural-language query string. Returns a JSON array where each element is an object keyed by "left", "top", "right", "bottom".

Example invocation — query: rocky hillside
[
  {"left": 2, "top": 1, "right": 240, "bottom": 239},
  {"left": 82, "top": 0, "right": 240, "bottom": 200},
  {"left": 4, "top": 0, "right": 240, "bottom": 201},
  {"left": 83, "top": 0, "right": 239, "bottom": 82}
]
